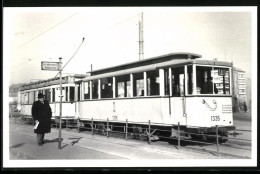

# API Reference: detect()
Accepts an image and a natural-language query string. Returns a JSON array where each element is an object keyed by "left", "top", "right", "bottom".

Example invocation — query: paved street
[
  {"left": 6, "top": 110, "right": 252, "bottom": 168},
  {"left": 9, "top": 121, "right": 239, "bottom": 161}
]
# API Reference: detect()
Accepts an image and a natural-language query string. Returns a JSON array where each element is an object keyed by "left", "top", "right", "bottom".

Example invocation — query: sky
[{"left": 4, "top": 7, "right": 256, "bottom": 85}]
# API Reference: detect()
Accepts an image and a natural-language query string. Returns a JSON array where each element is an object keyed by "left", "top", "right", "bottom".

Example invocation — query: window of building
[
  {"left": 133, "top": 72, "right": 144, "bottom": 97},
  {"left": 116, "top": 75, "right": 131, "bottom": 98},
  {"left": 147, "top": 70, "right": 160, "bottom": 96},
  {"left": 101, "top": 77, "right": 113, "bottom": 98}
]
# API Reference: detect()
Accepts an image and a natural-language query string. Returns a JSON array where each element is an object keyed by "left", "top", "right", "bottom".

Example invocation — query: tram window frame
[
  {"left": 133, "top": 72, "right": 144, "bottom": 97},
  {"left": 101, "top": 77, "right": 113, "bottom": 99},
  {"left": 115, "top": 75, "right": 131, "bottom": 98},
  {"left": 146, "top": 70, "right": 160, "bottom": 96},
  {"left": 196, "top": 65, "right": 230, "bottom": 95}
]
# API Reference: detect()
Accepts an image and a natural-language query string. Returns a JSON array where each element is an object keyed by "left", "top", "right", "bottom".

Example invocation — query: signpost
[
  {"left": 41, "top": 61, "right": 61, "bottom": 71},
  {"left": 41, "top": 59, "right": 63, "bottom": 149}
]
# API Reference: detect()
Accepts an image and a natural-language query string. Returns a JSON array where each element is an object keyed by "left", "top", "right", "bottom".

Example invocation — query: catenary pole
[{"left": 58, "top": 57, "right": 63, "bottom": 149}]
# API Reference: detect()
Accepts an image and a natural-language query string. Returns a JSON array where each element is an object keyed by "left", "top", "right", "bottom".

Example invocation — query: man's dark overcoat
[{"left": 32, "top": 100, "right": 52, "bottom": 134}]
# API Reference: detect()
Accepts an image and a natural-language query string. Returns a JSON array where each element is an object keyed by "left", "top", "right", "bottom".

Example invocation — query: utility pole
[
  {"left": 139, "top": 12, "right": 144, "bottom": 60},
  {"left": 58, "top": 57, "right": 63, "bottom": 149}
]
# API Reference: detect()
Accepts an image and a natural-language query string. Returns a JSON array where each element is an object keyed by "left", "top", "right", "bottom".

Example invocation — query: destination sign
[{"left": 41, "top": 61, "right": 61, "bottom": 71}]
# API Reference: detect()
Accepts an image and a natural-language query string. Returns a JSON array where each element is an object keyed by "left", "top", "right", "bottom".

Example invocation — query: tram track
[{"left": 9, "top": 119, "right": 252, "bottom": 159}]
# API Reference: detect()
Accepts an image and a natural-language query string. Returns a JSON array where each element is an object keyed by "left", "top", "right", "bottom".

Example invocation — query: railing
[{"left": 10, "top": 115, "right": 251, "bottom": 157}]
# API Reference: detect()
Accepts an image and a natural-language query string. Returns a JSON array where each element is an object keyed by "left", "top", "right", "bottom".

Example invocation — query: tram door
[{"left": 171, "top": 66, "right": 187, "bottom": 126}]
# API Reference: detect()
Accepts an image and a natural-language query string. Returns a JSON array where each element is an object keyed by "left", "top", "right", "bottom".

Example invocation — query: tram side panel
[
  {"left": 170, "top": 97, "right": 187, "bottom": 126},
  {"left": 185, "top": 97, "right": 233, "bottom": 128},
  {"left": 20, "top": 104, "right": 32, "bottom": 116},
  {"left": 78, "top": 98, "right": 175, "bottom": 124},
  {"left": 50, "top": 102, "right": 76, "bottom": 118}
]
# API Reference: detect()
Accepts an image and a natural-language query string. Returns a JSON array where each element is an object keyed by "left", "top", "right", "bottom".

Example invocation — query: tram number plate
[{"left": 211, "top": 115, "right": 220, "bottom": 121}]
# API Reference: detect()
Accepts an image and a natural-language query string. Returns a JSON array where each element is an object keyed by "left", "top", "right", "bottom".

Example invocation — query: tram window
[
  {"left": 133, "top": 73, "right": 144, "bottom": 97},
  {"left": 29, "top": 91, "right": 34, "bottom": 104},
  {"left": 92, "top": 80, "right": 99, "bottom": 99},
  {"left": 171, "top": 67, "right": 184, "bottom": 97},
  {"left": 116, "top": 75, "right": 131, "bottom": 98},
  {"left": 213, "top": 67, "right": 230, "bottom": 94},
  {"left": 77, "top": 84, "right": 81, "bottom": 101},
  {"left": 65, "top": 87, "right": 68, "bottom": 101},
  {"left": 147, "top": 70, "right": 160, "bottom": 96},
  {"left": 45, "top": 89, "right": 51, "bottom": 102},
  {"left": 52, "top": 88, "right": 55, "bottom": 102},
  {"left": 164, "top": 69, "right": 170, "bottom": 95},
  {"left": 25, "top": 93, "right": 29, "bottom": 104},
  {"left": 70, "top": 87, "right": 75, "bottom": 101},
  {"left": 35, "top": 91, "right": 38, "bottom": 101},
  {"left": 101, "top": 77, "right": 113, "bottom": 98},
  {"left": 196, "top": 66, "right": 230, "bottom": 95},
  {"left": 55, "top": 87, "right": 66, "bottom": 102},
  {"left": 84, "top": 82, "right": 90, "bottom": 99},
  {"left": 187, "top": 66, "right": 193, "bottom": 95}
]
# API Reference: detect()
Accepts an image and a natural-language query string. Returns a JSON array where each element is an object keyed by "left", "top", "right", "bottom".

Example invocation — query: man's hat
[{"left": 38, "top": 93, "right": 45, "bottom": 98}]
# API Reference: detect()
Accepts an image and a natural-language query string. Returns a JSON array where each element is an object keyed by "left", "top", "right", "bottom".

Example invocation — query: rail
[{"left": 10, "top": 115, "right": 251, "bottom": 158}]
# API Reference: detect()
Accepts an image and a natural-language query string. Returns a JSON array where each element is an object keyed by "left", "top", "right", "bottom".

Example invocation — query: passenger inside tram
[
  {"left": 149, "top": 76, "right": 159, "bottom": 95},
  {"left": 201, "top": 76, "right": 218, "bottom": 94}
]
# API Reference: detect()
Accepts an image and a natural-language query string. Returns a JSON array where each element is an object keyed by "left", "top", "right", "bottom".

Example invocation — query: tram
[
  {"left": 18, "top": 74, "right": 87, "bottom": 119},
  {"left": 75, "top": 52, "right": 235, "bottom": 141}
]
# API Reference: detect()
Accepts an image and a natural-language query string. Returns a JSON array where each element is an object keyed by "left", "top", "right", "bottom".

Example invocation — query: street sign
[{"left": 41, "top": 61, "right": 61, "bottom": 71}]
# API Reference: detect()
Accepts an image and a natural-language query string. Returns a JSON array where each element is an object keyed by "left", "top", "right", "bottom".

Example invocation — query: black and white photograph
[{"left": 3, "top": 6, "right": 257, "bottom": 169}]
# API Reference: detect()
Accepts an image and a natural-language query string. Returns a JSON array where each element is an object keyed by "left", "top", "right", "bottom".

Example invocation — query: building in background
[
  {"left": 9, "top": 83, "right": 25, "bottom": 111},
  {"left": 232, "top": 67, "right": 248, "bottom": 112}
]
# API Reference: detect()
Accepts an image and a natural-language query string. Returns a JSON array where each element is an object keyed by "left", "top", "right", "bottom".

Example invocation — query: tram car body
[
  {"left": 75, "top": 52, "right": 235, "bottom": 140},
  {"left": 18, "top": 74, "right": 87, "bottom": 119}
]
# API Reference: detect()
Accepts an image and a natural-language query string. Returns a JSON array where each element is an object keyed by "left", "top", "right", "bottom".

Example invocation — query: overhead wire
[
  {"left": 16, "top": 12, "right": 78, "bottom": 50},
  {"left": 54, "top": 37, "right": 85, "bottom": 78},
  {"left": 53, "top": 14, "right": 139, "bottom": 78},
  {"left": 12, "top": 13, "right": 140, "bottom": 82}
]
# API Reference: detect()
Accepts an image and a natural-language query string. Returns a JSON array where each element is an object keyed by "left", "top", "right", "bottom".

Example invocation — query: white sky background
[{"left": 4, "top": 7, "right": 253, "bottom": 85}]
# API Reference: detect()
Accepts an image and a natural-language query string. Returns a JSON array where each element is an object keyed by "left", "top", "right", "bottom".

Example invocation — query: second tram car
[
  {"left": 75, "top": 52, "right": 235, "bottom": 141},
  {"left": 19, "top": 74, "right": 87, "bottom": 119}
]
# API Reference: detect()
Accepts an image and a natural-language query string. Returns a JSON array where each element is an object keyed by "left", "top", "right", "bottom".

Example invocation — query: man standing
[{"left": 32, "top": 93, "right": 52, "bottom": 146}]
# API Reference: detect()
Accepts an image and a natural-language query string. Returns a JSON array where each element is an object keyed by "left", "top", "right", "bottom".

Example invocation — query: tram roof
[
  {"left": 87, "top": 52, "right": 201, "bottom": 76},
  {"left": 20, "top": 74, "right": 87, "bottom": 91},
  {"left": 78, "top": 52, "right": 232, "bottom": 82}
]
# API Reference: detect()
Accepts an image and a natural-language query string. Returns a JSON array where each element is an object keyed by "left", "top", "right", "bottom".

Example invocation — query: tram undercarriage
[{"left": 77, "top": 119, "right": 236, "bottom": 144}]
